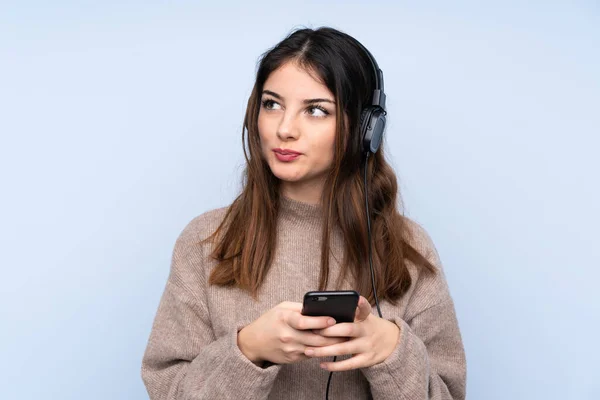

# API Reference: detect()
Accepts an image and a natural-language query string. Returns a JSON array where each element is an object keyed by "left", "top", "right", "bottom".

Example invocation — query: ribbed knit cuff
[
  {"left": 360, "top": 318, "right": 430, "bottom": 398},
  {"left": 181, "top": 327, "right": 282, "bottom": 399},
  {"left": 230, "top": 325, "right": 283, "bottom": 375}
]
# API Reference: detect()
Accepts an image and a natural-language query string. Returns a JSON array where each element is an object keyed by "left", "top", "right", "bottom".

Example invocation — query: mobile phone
[{"left": 301, "top": 290, "right": 359, "bottom": 324}]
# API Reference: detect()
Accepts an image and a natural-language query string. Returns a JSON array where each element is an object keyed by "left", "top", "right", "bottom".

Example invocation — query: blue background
[{"left": 1, "top": 1, "right": 598, "bottom": 399}]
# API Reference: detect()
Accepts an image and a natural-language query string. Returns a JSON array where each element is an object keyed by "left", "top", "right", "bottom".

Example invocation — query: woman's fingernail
[
  {"left": 327, "top": 318, "right": 336, "bottom": 325},
  {"left": 320, "top": 363, "right": 328, "bottom": 369},
  {"left": 305, "top": 349, "right": 314, "bottom": 356}
]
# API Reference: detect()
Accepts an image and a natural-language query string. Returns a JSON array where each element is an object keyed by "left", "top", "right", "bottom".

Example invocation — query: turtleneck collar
[
  {"left": 277, "top": 195, "right": 345, "bottom": 254},
  {"left": 278, "top": 195, "right": 324, "bottom": 231}
]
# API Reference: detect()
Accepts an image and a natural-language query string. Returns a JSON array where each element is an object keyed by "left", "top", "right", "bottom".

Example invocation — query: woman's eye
[
  {"left": 261, "top": 99, "right": 280, "bottom": 110},
  {"left": 307, "top": 106, "right": 329, "bottom": 118}
]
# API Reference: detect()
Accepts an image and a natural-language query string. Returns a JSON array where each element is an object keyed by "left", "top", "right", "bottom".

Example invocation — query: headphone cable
[
  {"left": 364, "top": 152, "right": 383, "bottom": 318},
  {"left": 325, "top": 152, "right": 382, "bottom": 400}
]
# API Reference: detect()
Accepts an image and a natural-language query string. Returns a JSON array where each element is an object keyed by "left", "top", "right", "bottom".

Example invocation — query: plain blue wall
[{"left": 1, "top": 1, "right": 598, "bottom": 399}]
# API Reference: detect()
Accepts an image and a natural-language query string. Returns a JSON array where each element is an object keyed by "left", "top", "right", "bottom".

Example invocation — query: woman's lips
[{"left": 273, "top": 151, "right": 301, "bottom": 162}]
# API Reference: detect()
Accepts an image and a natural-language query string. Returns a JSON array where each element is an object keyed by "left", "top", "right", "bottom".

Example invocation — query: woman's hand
[
  {"left": 237, "top": 301, "right": 349, "bottom": 366},
  {"left": 303, "top": 296, "right": 401, "bottom": 371}
]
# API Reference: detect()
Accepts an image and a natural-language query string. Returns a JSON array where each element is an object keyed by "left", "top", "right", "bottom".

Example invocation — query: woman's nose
[{"left": 276, "top": 111, "right": 300, "bottom": 140}]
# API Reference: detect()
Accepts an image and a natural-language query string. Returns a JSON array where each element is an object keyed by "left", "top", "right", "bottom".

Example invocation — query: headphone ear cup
[
  {"left": 361, "top": 107, "right": 386, "bottom": 154},
  {"left": 360, "top": 107, "right": 374, "bottom": 153}
]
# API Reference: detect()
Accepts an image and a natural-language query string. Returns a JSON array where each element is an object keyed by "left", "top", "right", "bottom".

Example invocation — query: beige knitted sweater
[{"left": 141, "top": 196, "right": 466, "bottom": 399}]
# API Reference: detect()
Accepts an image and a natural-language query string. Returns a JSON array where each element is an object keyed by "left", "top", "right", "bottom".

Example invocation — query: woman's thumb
[{"left": 354, "top": 296, "right": 372, "bottom": 322}]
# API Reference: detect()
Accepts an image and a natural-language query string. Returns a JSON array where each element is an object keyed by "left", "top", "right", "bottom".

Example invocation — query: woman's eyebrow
[{"left": 262, "top": 90, "right": 336, "bottom": 105}]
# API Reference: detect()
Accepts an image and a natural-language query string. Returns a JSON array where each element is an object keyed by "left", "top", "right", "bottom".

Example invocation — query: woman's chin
[
  {"left": 272, "top": 171, "right": 303, "bottom": 183},
  {"left": 267, "top": 164, "right": 300, "bottom": 180}
]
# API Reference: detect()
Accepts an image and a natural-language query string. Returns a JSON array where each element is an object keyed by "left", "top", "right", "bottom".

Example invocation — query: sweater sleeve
[
  {"left": 141, "top": 218, "right": 282, "bottom": 400},
  {"left": 360, "top": 221, "right": 467, "bottom": 400},
  {"left": 360, "top": 299, "right": 466, "bottom": 399}
]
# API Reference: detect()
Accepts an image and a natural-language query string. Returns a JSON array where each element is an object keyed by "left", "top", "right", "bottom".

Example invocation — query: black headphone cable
[{"left": 325, "top": 152, "right": 382, "bottom": 400}]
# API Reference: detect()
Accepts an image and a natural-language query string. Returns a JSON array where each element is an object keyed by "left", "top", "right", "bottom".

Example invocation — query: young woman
[{"left": 141, "top": 26, "right": 466, "bottom": 399}]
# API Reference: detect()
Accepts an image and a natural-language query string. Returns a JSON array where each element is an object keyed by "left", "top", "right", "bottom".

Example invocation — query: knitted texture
[{"left": 141, "top": 196, "right": 466, "bottom": 399}]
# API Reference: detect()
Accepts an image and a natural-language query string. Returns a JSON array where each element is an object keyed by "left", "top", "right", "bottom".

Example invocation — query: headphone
[{"left": 357, "top": 42, "right": 387, "bottom": 155}]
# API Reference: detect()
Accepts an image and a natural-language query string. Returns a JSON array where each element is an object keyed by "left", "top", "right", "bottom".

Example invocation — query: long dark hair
[{"left": 203, "top": 26, "right": 436, "bottom": 305}]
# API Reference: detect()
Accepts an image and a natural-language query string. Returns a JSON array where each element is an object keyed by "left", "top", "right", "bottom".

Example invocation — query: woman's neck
[{"left": 280, "top": 180, "right": 324, "bottom": 205}]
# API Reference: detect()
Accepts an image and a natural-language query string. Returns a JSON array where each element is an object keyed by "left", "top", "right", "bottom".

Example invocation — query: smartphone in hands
[{"left": 301, "top": 290, "right": 359, "bottom": 324}]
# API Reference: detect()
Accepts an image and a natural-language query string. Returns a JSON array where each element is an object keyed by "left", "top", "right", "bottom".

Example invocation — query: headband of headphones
[
  {"left": 353, "top": 39, "right": 388, "bottom": 155},
  {"left": 354, "top": 41, "right": 386, "bottom": 111}
]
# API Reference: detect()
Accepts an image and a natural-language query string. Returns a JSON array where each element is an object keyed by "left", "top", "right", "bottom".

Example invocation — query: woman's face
[{"left": 258, "top": 61, "right": 337, "bottom": 203}]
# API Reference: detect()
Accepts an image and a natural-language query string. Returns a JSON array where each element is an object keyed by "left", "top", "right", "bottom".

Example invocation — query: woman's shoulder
[
  {"left": 400, "top": 214, "right": 442, "bottom": 269},
  {"left": 174, "top": 205, "right": 230, "bottom": 247},
  {"left": 398, "top": 215, "right": 455, "bottom": 315},
  {"left": 164, "top": 206, "right": 231, "bottom": 291}
]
